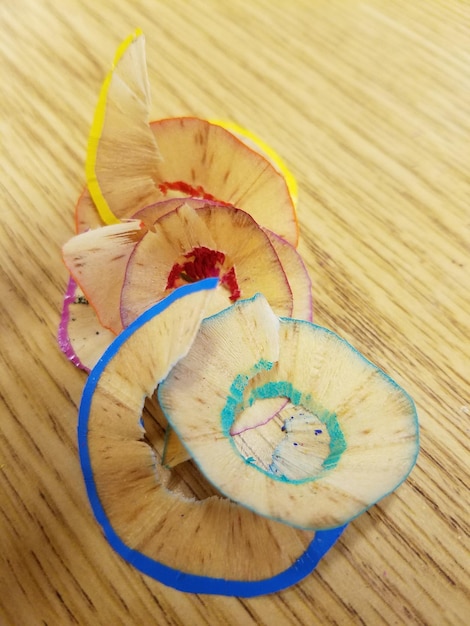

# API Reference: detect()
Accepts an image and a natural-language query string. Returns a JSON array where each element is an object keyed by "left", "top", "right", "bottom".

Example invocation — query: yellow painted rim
[
  {"left": 85, "top": 29, "right": 144, "bottom": 225},
  {"left": 210, "top": 119, "right": 298, "bottom": 207}
]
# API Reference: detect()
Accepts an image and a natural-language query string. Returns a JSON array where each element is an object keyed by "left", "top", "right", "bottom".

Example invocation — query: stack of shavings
[{"left": 59, "top": 31, "right": 419, "bottom": 597}]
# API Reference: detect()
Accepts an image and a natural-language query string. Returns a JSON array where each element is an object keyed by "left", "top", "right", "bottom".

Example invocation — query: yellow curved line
[
  {"left": 85, "top": 29, "right": 143, "bottom": 225},
  {"left": 210, "top": 119, "right": 298, "bottom": 207}
]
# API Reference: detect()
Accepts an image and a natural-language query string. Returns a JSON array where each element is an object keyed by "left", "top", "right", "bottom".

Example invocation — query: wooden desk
[{"left": 1, "top": 1, "right": 468, "bottom": 623}]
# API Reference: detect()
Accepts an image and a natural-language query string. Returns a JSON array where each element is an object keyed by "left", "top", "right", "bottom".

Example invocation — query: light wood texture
[{"left": 1, "top": 0, "right": 468, "bottom": 624}]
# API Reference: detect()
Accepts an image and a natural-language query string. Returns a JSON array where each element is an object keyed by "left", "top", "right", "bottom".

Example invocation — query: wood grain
[{"left": 1, "top": 0, "right": 469, "bottom": 624}]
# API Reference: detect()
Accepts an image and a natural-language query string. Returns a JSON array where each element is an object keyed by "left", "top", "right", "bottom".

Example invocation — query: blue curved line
[{"left": 78, "top": 280, "right": 345, "bottom": 597}]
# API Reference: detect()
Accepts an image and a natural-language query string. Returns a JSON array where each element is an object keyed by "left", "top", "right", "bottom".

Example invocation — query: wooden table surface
[{"left": 1, "top": 1, "right": 469, "bottom": 624}]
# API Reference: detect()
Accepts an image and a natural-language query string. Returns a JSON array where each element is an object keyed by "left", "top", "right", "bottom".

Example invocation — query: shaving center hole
[{"left": 230, "top": 399, "right": 332, "bottom": 481}]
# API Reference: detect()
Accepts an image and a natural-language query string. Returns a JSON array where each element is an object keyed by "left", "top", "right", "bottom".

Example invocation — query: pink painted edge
[
  {"left": 265, "top": 228, "right": 314, "bottom": 322},
  {"left": 230, "top": 398, "right": 289, "bottom": 436},
  {"left": 58, "top": 275, "right": 90, "bottom": 373}
]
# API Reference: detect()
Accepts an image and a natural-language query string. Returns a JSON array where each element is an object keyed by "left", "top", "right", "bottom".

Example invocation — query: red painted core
[
  {"left": 166, "top": 246, "right": 241, "bottom": 301},
  {"left": 159, "top": 181, "right": 219, "bottom": 202}
]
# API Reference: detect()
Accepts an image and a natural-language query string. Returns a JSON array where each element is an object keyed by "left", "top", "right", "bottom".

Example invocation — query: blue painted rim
[{"left": 78, "top": 279, "right": 346, "bottom": 597}]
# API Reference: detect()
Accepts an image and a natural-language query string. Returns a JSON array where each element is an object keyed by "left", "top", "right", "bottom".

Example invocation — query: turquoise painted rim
[{"left": 158, "top": 295, "right": 419, "bottom": 532}]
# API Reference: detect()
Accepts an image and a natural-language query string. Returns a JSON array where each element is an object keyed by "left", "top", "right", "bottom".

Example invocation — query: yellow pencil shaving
[
  {"left": 210, "top": 119, "right": 298, "bottom": 207},
  {"left": 86, "top": 29, "right": 144, "bottom": 225}
]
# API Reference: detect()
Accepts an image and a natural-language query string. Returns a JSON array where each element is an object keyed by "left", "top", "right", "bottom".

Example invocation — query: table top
[{"left": 1, "top": 1, "right": 469, "bottom": 624}]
